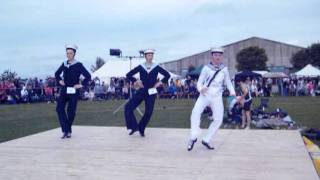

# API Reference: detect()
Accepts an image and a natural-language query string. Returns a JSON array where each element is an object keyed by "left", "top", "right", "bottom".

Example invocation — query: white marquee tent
[{"left": 294, "top": 64, "right": 320, "bottom": 77}]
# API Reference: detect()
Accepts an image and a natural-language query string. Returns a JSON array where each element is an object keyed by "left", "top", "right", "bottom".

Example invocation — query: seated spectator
[
  {"left": 122, "top": 83, "right": 129, "bottom": 99},
  {"left": 94, "top": 83, "right": 104, "bottom": 100},
  {"left": 20, "top": 85, "right": 29, "bottom": 103},
  {"left": 227, "top": 97, "right": 242, "bottom": 126},
  {"left": 107, "top": 85, "right": 115, "bottom": 100},
  {"left": 44, "top": 84, "right": 54, "bottom": 103},
  {"left": 168, "top": 82, "right": 177, "bottom": 99},
  {"left": 255, "top": 108, "right": 294, "bottom": 129},
  {"left": 0, "top": 81, "right": 8, "bottom": 103}
]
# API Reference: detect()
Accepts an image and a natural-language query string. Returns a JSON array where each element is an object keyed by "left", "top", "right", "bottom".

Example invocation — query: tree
[
  {"left": 236, "top": 46, "right": 268, "bottom": 71},
  {"left": 1, "top": 70, "right": 18, "bottom": 81},
  {"left": 290, "top": 49, "right": 310, "bottom": 69},
  {"left": 91, "top": 57, "right": 105, "bottom": 72},
  {"left": 309, "top": 43, "right": 320, "bottom": 67},
  {"left": 291, "top": 43, "right": 320, "bottom": 69}
]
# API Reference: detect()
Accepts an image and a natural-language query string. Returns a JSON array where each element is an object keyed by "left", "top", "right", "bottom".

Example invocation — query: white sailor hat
[
  {"left": 65, "top": 44, "right": 78, "bottom": 51},
  {"left": 144, "top": 49, "right": 155, "bottom": 54},
  {"left": 210, "top": 47, "right": 224, "bottom": 54}
]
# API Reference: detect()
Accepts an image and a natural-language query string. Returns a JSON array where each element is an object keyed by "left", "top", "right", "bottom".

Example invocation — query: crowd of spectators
[{"left": 1, "top": 75, "right": 319, "bottom": 105}]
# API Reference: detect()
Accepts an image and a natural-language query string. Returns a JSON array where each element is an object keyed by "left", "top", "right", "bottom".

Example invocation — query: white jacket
[{"left": 197, "top": 63, "right": 235, "bottom": 97}]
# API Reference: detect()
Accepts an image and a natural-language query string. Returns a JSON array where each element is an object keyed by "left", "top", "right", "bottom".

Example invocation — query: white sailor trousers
[{"left": 190, "top": 94, "right": 224, "bottom": 143}]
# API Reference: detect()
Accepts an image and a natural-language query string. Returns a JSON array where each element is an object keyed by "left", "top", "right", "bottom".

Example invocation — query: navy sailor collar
[
  {"left": 141, "top": 62, "right": 158, "bottom": 72},
  {"left": 64, "top": 60, "right": 79, "bottom": 68}
]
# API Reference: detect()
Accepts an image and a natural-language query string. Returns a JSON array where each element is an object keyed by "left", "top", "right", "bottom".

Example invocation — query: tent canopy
[
  {"left": 263, "top": 72, "right": 288, "bottom": 78},
  {"left": 294, "top": 64, "right": 320, "bottom": 77},
  {"left": 91, "top": 59, "right": 180, "bottom": 84},
  {"left": 253, "top": 71, "right": 268, "bottom": 76},
  {"left": 234, "top": 70, "right": 262, "bottom": 82}
]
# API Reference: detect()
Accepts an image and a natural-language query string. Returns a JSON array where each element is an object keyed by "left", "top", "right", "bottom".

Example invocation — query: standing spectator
[
  {"left": 250, "top": 78, "right": 258, "bottom": 97},
  {"left": 297, "top": 79, "right": 305, "bottom": 96},
  {"left": 289, "top": 80, "right": 296, "bottom": 96},
  {"left": 307, "top": 81, "right": 315, "bottom": 96},
  {"left": 239, "top": 80, "right": 252, "bottom": 129},
  {"left": 266, "top": 78, "right": 272, "bottom": 95},
  {"left": 283, "top": 78, "right": 290, "bottom": 96},
  {"left": 277, "top": 78, "right": 283, "bottom": 96}
]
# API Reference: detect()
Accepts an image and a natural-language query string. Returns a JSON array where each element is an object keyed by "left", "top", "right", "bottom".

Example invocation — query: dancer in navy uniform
[
  {"left": 55, "top": 45, "right": 91, "bottom": 139},
  {"left": 125, "top": 49, "right": 170, "bottom": 137}
]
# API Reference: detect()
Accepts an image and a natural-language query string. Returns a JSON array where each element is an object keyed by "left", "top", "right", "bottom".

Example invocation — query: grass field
[{"left": 0, "top": 96, "right": 319, "bottom": 143}]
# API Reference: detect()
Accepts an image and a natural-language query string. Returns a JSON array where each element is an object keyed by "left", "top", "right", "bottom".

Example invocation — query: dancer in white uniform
[{"left": 187, "top": 47, "right": 236, "bottom": 151}]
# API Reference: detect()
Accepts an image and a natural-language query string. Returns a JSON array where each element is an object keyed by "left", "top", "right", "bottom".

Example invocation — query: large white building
[{"left": 161, "top": 37, "right": 305, "bottom": 76}]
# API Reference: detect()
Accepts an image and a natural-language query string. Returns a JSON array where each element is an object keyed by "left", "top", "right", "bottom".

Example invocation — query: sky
[{"left": 0, "top": 0, "right": 319, "bottom": 78}]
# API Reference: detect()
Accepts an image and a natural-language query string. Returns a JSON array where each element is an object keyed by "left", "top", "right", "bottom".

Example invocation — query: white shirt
[{"left": 197, "top": 64, "right": 235, "bottom": 97}]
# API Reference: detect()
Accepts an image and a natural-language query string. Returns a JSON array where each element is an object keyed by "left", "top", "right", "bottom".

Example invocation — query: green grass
[{"left": 0, "top": 97, "right": 319, "bottom": 143}]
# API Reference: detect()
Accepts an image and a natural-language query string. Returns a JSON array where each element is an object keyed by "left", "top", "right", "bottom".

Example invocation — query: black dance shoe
[
  {"left": 187, "top": 139, "right": 197, "bottom": 151},
  {"left": 201, "top": 141, "right": 215, "bottom": 150},
  {"left": 139, "top": 130, "right": 145, "bottom": 137},
  {"left": 61, "top": 133, "right": 67, "bottom": 139},
  {"left": 66, "top": 133, "right": 72, "bottom": 138},
  {"left": 129, "top": 128, "right": 138, "bottom": 135}
]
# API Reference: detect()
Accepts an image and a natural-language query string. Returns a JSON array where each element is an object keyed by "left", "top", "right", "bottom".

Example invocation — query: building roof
[
  {"left": 161, "top": 36, "right": 305, "bottom": 65},
  {"left": 223, "top": 36, "right": 305, "bottom": 49}
]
